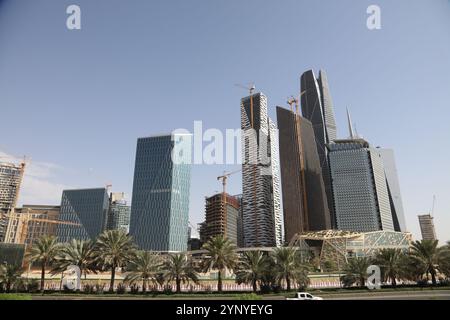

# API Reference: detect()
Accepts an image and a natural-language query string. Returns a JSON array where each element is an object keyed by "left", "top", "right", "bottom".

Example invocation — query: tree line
[{"left": 1, "top": 230, "right": 450, "bottom": 294}]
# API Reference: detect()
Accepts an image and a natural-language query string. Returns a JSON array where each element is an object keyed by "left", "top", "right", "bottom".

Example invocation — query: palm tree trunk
[
  {"left": 109, "top": 265, "right": 116, "bottom": 292},
  {"left": 286, "top": 276, "right": 291, "bottom": 291},
  {"left": 6, "top": 281, "right": 11, "bottom": 293},
  {"left": 217, "top": 270, "right": 222, "bottom": 292},
  {"left": 252, "top": 279, "right": 257, "bottom": 293},
  {"left": 59, "top": 271, "right": 64, "bottom": 291},
  {"left": 143, "top": 278, "right": 147, "bottom": 293},
  {"left": 392, "top": 276, "right": 397, "bottom": 287},
  {"left": 40, "top": 263, "right": 46, "bottom": 294},
  {"left": 176, "top": 277, "right": 181, "bottom": 293},
  {"left": 431, "top": 270, "right": 437, "bottom": 286}
]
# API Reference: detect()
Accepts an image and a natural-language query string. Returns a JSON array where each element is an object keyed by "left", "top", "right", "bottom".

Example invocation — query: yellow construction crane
[
  {"left": 217, "top": 169, "right": 241, "bottom": 236},
  {"left": 2, "top": 211, "right": 81, "bottom": 245}
]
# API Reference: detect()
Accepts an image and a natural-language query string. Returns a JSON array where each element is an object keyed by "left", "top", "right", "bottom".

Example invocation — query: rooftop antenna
[{"left": 346, "top": 108, "right": 356, "bottom": 139}]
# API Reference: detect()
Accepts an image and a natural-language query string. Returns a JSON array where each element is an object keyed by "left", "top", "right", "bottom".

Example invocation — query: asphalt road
[{"left": 322, "top": 290, "right": 450, "bottom": 300}]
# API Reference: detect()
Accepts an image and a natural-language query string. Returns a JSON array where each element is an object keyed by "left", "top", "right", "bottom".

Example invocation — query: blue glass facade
[
  {"left": 130, "top": 134, "right": 191, "bottom": 251},
  {"left": 56, "top": 188, "right": 109, "bottom": 242}
]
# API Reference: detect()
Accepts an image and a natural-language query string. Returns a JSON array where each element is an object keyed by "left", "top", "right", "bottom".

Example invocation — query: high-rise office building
[
  {"left": 106, "top": 192, "right": 131, "bottom": 233},
  {"left": 240, "top": 92, "right": 282, "bottom": 247},
  {"left": 328, "top": 138, "right": 394, "bottom": 232},
  {"left": 56, "top": 188, "right": 109, "bottom": 242},
  {"left": 375, "top": 149, "right": 407, "bottom": 232},
  {"left": 276, "top": 106, "right": 331, "bottom": 242},
  {"left": 300, "top": 70, "right": 337, "bottom": 227},
  {"left": 418, "top": 214, "right": 437, "bottom": 240},
  {"left": 0, "top": 161, "right": 25, "bottom": 242},
  {"left": 234, "top": 194, "right": 244, "bottom": 248},
  {"left": 4, "top": 205, "right": 60, "bottom": 245},
  {"left": 130, "top": 134, "right": 191, "bottom": 252},
  {"left": 203, "top": 193, "right": 240, "bottom": 245}
]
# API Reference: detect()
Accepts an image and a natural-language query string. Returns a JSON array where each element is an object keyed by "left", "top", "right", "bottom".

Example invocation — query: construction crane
[
  {"left": 235, "top": 83, "right": 259, "bottom": 245},
  {"left": 430, "top": 195, "right": 436, "bottom": 217},
  {"left": 1, "top": 211, "right": 81, "bottom": 245},
  {"left": 235, "top": 83, "right": 256, "bottom": 128},
  {"left": 217, "top": 169, "right": 241, "bottom": 195},
  {"left": 217, "top": 169, "right": 241, "bottom": 237}
]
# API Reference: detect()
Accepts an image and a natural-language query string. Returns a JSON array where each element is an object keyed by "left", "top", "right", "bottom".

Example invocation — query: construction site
[{"left": 0, "top": 158, "right": 78, "bottom": 267}]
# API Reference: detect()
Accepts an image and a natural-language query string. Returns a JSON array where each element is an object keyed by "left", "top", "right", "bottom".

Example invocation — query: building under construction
[
  {"left": 0, "top": 161, "right": 25, "bottom": 242},
  {"left": 202, "top": 193, "right": 240, "bottom": 246},
  {"left": 4, "top": 205, "right": 60, "bottom": 245},
  {"left": 418, "top": 214, "right": 437, "bottom": 240}
]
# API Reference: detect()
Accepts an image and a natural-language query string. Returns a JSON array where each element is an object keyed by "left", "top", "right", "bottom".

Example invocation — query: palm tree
[
  {"left": 163, "top": 253, "right": 199, "bottom": 293},
  {"left": 410, "top": 240, "right": 443, "bottom": 285},
  {"left": 52, "top": 239, "right": 96, "bottom": 281},
  {"left": 374, "top": 248, "right": 403, "bottom": 286},
  {"left": 438, "top": 243, "right": 450, "bottom": 280},
  {"left": 343, "top": 257, "right": 371, "bottom": 288},
  {"left": 26, "top": 235, "right": 61, "bottom": 293},
  {"left": 125, "top": 251, "right": 162, "bottom": 293},
  {"left": 93, "top": 230, "right": 136, "bottom": 292},
  {"left": 294, "top": 265, "right": 310, "bottom": 291},
  {"left": 271, "top": 246, "right": 299, "bottom": 291},
  {"left": 398, "top": 253, "right": 426, "bottom": 283},
  {"left": 201, "top": 235, "right": 238, "bottom": 292},
  {"left": 0, "top": 263, "right": 23, "bottom": 293},
  {"left": 235, "top": 251, "right": 268, "bottom": 292}
]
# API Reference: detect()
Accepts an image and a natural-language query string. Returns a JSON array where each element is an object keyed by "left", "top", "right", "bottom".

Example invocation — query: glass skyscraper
[
  {"left": 300, "top": 70, "right": 337, "bottom": 227},
  {"left": 240, "top": 92, "right": 282, "bottom": 247},
  {"left": 56, "top": 188, "right": 109, "bottom": 242},
  {"left": 129, "top": 134, "right": 191, "bottom": 252},
  {"left": 328, "top": 139, "right": 394, "bottom": 232},
  {"left": 276, "top": 106, "right": 331, "bottom": 242},
  {"left": 375, "top": 149, "right": 407, "bottom": 232}
]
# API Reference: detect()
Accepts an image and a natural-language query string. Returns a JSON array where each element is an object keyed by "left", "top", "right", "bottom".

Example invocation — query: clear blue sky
[{"left": 0, "top": 0, "right": 449, "bottom": 242}]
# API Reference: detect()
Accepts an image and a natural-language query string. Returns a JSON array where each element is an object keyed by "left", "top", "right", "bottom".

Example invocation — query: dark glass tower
[
  {"left": 56, "top": 188, "right": 109, "bottom": 242},
  {"left": 300, "top": 69, "right": 337, "bottom": 227},
  {"left": 276, "top": 106, "right": 331, "bottom": 242}
]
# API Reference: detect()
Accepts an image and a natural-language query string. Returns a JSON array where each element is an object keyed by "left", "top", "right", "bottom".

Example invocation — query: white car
[{"left": 286, "top": 292, "right": 323, "bottom": 300}]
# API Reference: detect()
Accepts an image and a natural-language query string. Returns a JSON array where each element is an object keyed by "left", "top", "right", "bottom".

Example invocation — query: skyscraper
[
  {"left": 418, "top": 214, "right": 437, "bottom": 240},
  {"left": 276, "top": 106, "right": 331, "bottom": 242},
  {"left": 203, "top": 193, "right": 240, "bottom": 245},
  {"left": 106, "top": 192, "right": 131, "bottom": 233},
  {"left": 300, "top": 70, "right": 337, "bottom": 227},
  {"left": 130, "top": 134, "right": 191, "bottom": 252},
  {"left": 0, "top": 161, "right": 25, "bottom": 242},
  {"left": 375, "top": 149, "right": 407, "bottom": 232},
  {"left": 56, "top": 188, "right": 109, "bottom": 242},
  {"left": 240, "top": 92, "right": 282, "bottom": 247},
  {"left": 328, "top": 138, "right": 394, "bottom": 232}
]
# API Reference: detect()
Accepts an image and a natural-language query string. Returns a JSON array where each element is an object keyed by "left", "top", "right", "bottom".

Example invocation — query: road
[{"left": 321, "top": 290, "right": 450, "bottom": 300}]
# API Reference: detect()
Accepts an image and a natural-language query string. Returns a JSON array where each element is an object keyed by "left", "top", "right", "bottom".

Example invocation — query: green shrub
[
  {"left": 163, "top": 285, "right": 173, "bottom": 295},
  {"left": 83, "top": 284, "right": 94, "bottom": 294},
  {"left": 95, "top": 283, "right": 105, "bottom": 294},
  {"left": 116, "top": 283, "right": 126, "bottom": 294},
  {"left": 130, "top": 284, "right": 140, "bottom": 294}
]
